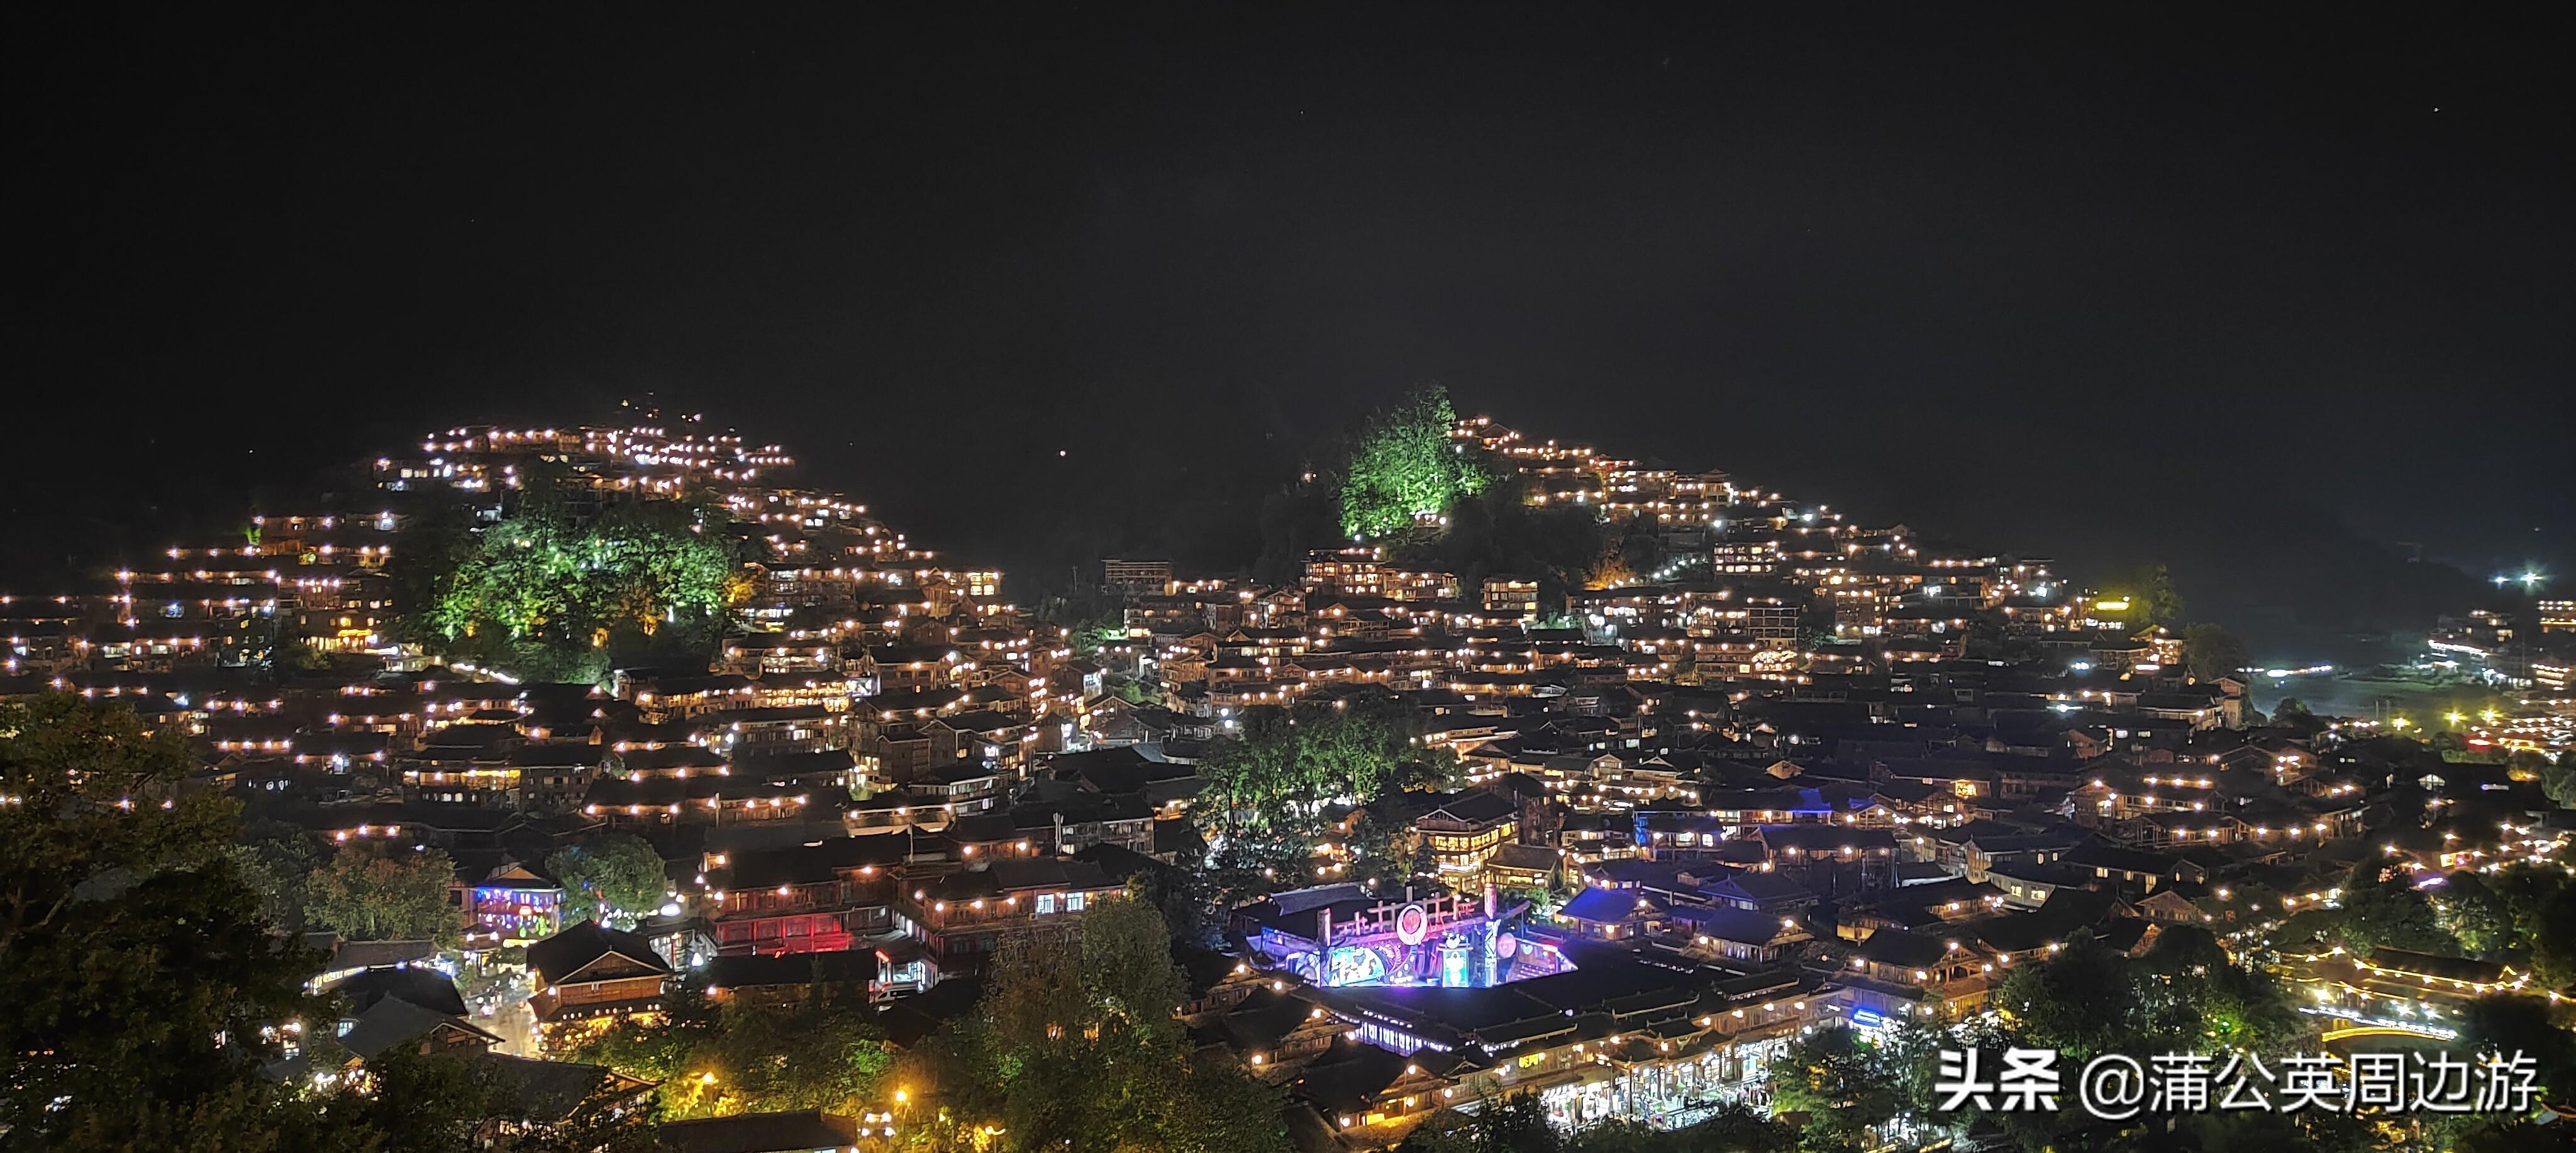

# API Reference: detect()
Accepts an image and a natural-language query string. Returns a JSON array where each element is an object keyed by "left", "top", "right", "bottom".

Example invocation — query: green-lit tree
[
  {"left": 1205, "top": 829, "right": 1312, "bottom": 906},
  {"left": 385, "top": 501, "right": 480, "bottom": 646},
  {"left": 1346, "top": 807, "right": 1433, "bottom": 892},
  {"left": 1125, "top": 864, "right": 1223, "bottom": 950},
  {"left": 2133, "top": 925, "right": 2307, "bottom": 1054},
  {"left": 1197, "top": 708, "right": 1307, "bottom": 836},
  {"left": 409, "top": 499, "right": 743, "bottom": 681},
  {"left": 1340, "top": 385, "right": 1487, "bottom": 540},
  {"left": 2095, "top": 563, "right": 2185, "bottom": 627},
  {"left": 1498, "top": 883, "right": 1563, "bottom": 918}
]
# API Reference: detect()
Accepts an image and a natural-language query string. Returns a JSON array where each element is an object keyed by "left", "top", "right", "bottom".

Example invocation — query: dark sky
[{"left": 7, "top": 6, "right": 2569, "bottom": 654}]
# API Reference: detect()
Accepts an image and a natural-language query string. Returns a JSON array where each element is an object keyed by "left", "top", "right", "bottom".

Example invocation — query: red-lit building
[{"left": 701, "top": 837, "right": 909, "bottom": 956}]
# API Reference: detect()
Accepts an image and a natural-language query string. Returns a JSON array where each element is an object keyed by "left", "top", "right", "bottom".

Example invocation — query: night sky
[{"left": 8, "top": 7, "right": 2569, "bottom": 657}]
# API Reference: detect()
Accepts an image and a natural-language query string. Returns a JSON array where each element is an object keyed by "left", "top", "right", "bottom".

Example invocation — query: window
[
  {"left": 1067, "top": 891, "right": 1088, "bottom": 912},
  {"left": 1036, "top": 893, "right": 1057, "bottom": 915}
]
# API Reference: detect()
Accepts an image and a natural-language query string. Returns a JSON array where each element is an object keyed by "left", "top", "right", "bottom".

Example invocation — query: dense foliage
[
  {"left": 547, "top": 834, "right": 671, "bottom": 929},
  {"left": 231, "top": 815, "right": 328, "bottom": 928},
  {"left": 1998, "top": 928, "right": 2310, "bottom": 1062},
  {"left": 1195, "top": 696, "right": 1461, "bottom": 902},
  {"left": 1198, "top": 697, "right": 1462, "bottom": 837},
  {"left": 410, "top": 500, "right": 743, "bottom": 681},
  {"left": 1764, "top": 928, "right": 2326, "bottom": 1150},
  {"left": 305, "top": 842, "right": 464, "bottom": 946},
  {"left": 1768, "top": 1017, "right": 1975, "bottom": 1149},
  {"left": 0, "top": 697, "right": 674, "bottom": 1150},
  {"left": 0, "top": 697, "right": 329, "bottom": 1147},
  {"left": 2329, "top": 858, "right": 2461, "bottom": 956},
  {"left": 1340, "top": 385, "right": 1488, "bottom": 539},
  {"left": 2432, "top": 864, "right": 2576, "bottom": 988},
  {"left": 905, "top": 897, "right": 1292, "bottom": 1152},
  {"left": 328, "top": 1044, "right": 662, "bottom": 1153},
  {"left": 2181, "top": 621, "right": 2251, "bottom": 681},
  {"left": 2094, "top": 562, "right": 2185, "bottom": 627},
  {"left": 567, "top": 981, "right": 895, "bottom": 1120}
]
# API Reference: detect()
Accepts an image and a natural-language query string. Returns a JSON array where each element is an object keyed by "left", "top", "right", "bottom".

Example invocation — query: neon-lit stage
[{"left": 1245, "top": 883, "right": 1572, "bottom": 989}]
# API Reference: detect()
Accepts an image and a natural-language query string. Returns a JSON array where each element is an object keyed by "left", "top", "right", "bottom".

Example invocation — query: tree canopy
[
  {"left": 569, "top": 981, "right": 895, "bottom": 1121},
  {"left": 1198, "top": 697, "right": 1460, "bottom": 840},
  {"left": 1994, "top": 928, "right": 2309, "bottom": 1062},
  {"left": 2539, "top": 754, "right": 2576, "bottom": 810},
  {"left": 2434, "top": 864, "right": 2576, "bottom": 988},
  {"left": 0, "top": 697, "right": 325, "bottom": 1146},
  {"left": 304, "top": 842, "right": 464, "bottom": 947},
  {"left": 547, "top": 834, "right": 670, "bottom": 929},
  {"left": 2182, "top": 621, "right": 2250, "bottom": 681},
  {"left": 410, "top": 499, "right": 743, "bottom": 681},
  {"left": 2331, "top": 858, "right": 2461, "bottom": 956},
  {"left": 1340, "top": 385, "right": 1487, "bottom": 540},
  {"left": 910, "top": 897, "right": 1292, "bottom": 1153},
  {"left": 1758, "top": 930, "right": 2319, "bottom": 1150},
  {"left": 2095, "top": 563, "right": 2185, "bottom": 627}
]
